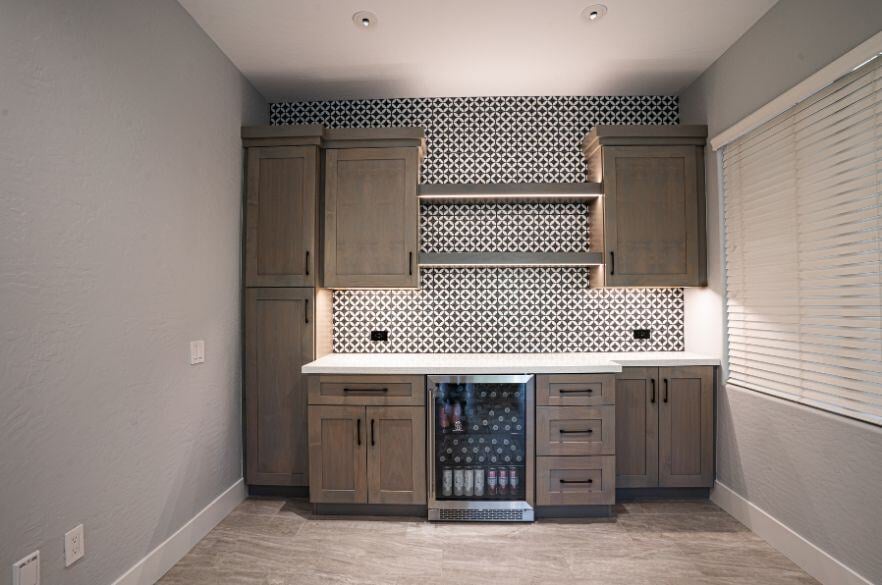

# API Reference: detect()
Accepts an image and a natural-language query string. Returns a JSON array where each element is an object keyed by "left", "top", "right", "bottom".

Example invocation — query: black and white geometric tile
[
  {"left": 270, "top": 95, "right": 678, "bottom": 184},
  {"left": 333, "top": 268, "right": 685, "bottom": 353},
  {"left": 421, "top": 202, "right": 589, "bottom": 253}
]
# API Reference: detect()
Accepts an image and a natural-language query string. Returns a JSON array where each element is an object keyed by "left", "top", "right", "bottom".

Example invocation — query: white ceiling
[{"left": 178, "top": 0, "right": 777, "bottom": 101}]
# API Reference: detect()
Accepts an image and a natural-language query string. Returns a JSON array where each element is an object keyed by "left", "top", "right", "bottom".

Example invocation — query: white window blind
[{"left": 723, "top": 54, "right": 882, "bottom": 426}]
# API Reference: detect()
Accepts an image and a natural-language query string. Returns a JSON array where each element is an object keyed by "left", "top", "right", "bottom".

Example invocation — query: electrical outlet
[
  {"left": 64, "top": 524, "right": 85, "bottom": 567},
  {"left": 189, "top": 340, "right": 205, "bottom": 365},
  {"left": 12, "top": 551, "right": 39, "bottom": 585},
  {"left": 633, "top": 329, "right": 651, "bottom": 340},
  {"left": 370, "top": 330, "right": 389, "bottom": 342}
]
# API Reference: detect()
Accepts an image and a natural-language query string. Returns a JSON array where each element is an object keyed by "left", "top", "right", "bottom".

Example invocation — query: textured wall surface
[
  {"left": 0, "top": 1, "right": 266, "bottom": 585},
  {"left": 679, "top": 1, "right": 882, "bottom": 582}
]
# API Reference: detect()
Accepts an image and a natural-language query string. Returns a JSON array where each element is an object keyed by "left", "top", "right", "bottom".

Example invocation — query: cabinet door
[
  {"left": 615, "top": 367, "right": 659, "bottom": 488},
  {"left": 245, "top": 146, "right": 318, "bottom": 287},
  {"left": 245, "top": 288, "right": 314, "bottom": 486},
  {"left": 324, "top": 147, "right": 419, "bottom": 288},
  {"left": 308, "top": 405, "right": 368, "bottom": 503},
  {"left": 602, "top": 145, "right": 703, "bottom": 286},
  {"left": 659, "top": 366, "right": 714, "bottom": 487},
  {"left": 366, "top": 406, "right": 426, "bottom": 505}
]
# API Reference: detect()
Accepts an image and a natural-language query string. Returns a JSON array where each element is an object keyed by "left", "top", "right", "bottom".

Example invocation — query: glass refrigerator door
[{"left": 433, "top": 379, "right": 528, "bottom": 501}]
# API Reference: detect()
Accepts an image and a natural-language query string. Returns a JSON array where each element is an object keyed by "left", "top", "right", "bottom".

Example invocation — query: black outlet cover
[
  {"left": 633, "top": 329, "right": 651, "bottom": 340},
  {"left": 370, "top": 330, "right": 389, "bottom": 342}
]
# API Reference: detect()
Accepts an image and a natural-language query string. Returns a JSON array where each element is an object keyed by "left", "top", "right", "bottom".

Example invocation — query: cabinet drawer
[
  {"left": 537, "top": 406, "right": 615, "bottom": 456},
  {"left": 536, "top": 456, "right": 615, "bottom": 506},
  {"left": 308, "top": 375, "right": 425, "bottom": 406},
  {"left": 537, "top": 374, "right": 615, "bottom": 406}
]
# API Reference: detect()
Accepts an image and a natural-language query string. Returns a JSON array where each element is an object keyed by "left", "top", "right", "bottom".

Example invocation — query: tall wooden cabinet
[
  {"left": 615, "top": 366, "right": 714, "bottom": 488},
  {"left": 583, "top": 125, "right": 708, "bottom": 287},
  {"left": 323, "top": 129, "right": 425, "bottom": 289}
]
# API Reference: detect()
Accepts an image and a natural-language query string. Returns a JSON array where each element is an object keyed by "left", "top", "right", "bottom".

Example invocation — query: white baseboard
[
  {"left": 711, "top": 481, "right": 873, "bottom": 585},
  {"left": 110, "top": 478, "right": 246, "bottom": 585}
]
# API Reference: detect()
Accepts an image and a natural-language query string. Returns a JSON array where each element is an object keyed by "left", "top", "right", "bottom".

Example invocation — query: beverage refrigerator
[{"left": 427, "top": 375, "right": 535, "bottom": 521}]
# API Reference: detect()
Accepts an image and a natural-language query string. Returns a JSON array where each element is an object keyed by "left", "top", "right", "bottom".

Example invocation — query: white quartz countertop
[{"left": 301, "top": 352, "right": 720, "bottom": 375}]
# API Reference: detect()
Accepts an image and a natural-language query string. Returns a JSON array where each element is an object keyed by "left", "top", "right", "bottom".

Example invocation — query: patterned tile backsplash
[
  {"left": 272, "top": 94, "right": 685, "bottom": 353},
  {"left": 333, "top": 268, "right": 685, "bottom": 353}
]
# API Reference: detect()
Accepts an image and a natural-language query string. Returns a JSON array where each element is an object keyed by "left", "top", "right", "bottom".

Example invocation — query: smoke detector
[
  {"left": 581, "top": 4, "right": 608, "bottom": 22},
  {"left": 353, "top": 11, "right": 378, "bottom": 30}
]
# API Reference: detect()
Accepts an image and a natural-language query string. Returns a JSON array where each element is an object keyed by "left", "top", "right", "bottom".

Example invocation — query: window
[{"left": 722, "top": 55, "right": 882, "bottom": 426}]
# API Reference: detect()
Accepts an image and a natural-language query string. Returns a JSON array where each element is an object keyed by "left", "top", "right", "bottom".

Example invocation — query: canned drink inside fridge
[
  {"left": 509, "top": 466, "right": 519, "bottom": 492},
  {"left": 464, "top": 468, "right": 474, "bottom": 496},
  {"left": 441, "top": 467, "right": 453, "bottom": 497},
  {"left": 487, "top": 468, "right": 498, "bottom": 496},
  {"left": 453, "top": 468, "right": 465, "bottom": 496},
  {"left": 474, "top": 468, "right": 485, "bottom": 497},
  {"left": 498, "top": 468, "right": 509, "bottom": 496}
]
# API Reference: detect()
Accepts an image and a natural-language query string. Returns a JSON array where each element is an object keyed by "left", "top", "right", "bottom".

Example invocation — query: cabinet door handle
[
  {"left": 559, "top": 429, "right": 593, "bottom": 434},
  {"left": 409, "top": 251, "right": 414, "bottom": 276},
  {"left": 370, "top": 419, "right": 376, "bottom": 446},
  {"left": 650, "top": 378, "right": 656, "bottom": 404},
  {"left": 356, "top": 418, "right": 361, "bottom": 446},
  {"left": 342, "top": 387, "right": 389, "bottom": 393},
  {"left": 559, "top": 388, "right": 593, "bottom": 394},
  {"left": 305, "top": 250, "right": 310, "bottom": 276},
  {"left": 610, "top": 251, "right": 615, "bottom": 275},
  {"left": 663, "top": 378, "right": 669, "bottom": 403},
  {"left": 560, "top": 479, "right": 593, "bottom": 484},
  {"left": 304, "top": 299, "right": 309, "bottom": 324}
]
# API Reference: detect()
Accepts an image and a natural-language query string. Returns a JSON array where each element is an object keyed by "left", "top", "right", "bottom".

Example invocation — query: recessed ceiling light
[
  {"left": 352, "top": 11, "right": 377, "bottom": 30},
  {"left": 581, "top": 4, "right": 608, "bottom": 22}
]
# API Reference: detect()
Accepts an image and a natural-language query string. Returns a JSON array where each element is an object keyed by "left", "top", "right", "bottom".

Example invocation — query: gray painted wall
[
  {"left": 679, "top": 0, "right": 882, "bottom": 582},
  {"left": 0, "top": 1, "right": 266, "bottom": 584}
]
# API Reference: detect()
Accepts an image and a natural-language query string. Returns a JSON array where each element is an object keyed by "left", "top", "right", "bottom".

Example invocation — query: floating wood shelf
[
  {"left": 418, "top": 182, "right": 602, "bottom": 204},
  {"left": 419, "top": 252, "right": 603, "bottom": 267}
]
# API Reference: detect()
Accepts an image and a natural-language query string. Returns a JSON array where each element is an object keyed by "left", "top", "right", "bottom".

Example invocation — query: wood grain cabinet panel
[
  {"left": 309, "top": 375, "right": 425, "bottom": 406},
  {"left": 324, "top": 147, "right": 420, "bottom": 288},
  {"left": 615, "top": 367, "right": 659, "bottom": 488},
  {"left": 245, "top": 288, "right": 314, "bottom": 486},
  {"left": 308, "top": 405, "right": 368, "bottom": 503},
  {"left": 659, "top": 366, "right": 714, "bottom": 487},
  {"left": 537, "top": 406, "right": 615, "bottom": 457},
  {"left": 537, "top": 374, "right": 615, "bottom": 406},
  {"left": 583, "top": 125, "right": 708, "bottom": 287},
  {"left": 536, "top": 456, "right": 615, "bottom": 506},
  {"left": 245, "top": 146, "right": 318, "bottom": 287},
  {"left": 366, "top": 406, "right": 427, "bottom": 505}
]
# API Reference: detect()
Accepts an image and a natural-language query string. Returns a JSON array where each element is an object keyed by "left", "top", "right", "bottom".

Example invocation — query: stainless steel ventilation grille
[{"left": 438, "top": 508, "right": 533, "bottom": 522}]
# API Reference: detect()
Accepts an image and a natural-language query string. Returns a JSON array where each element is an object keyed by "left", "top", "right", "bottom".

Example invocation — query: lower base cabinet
[
  {"left": 307, "top": 375, "right": 427, "bottom": 506},
  {"left": 537, "top": 456, "right": 615, "bottom": 506},
  {"left": 616, "top": 366, "right": 714, "bottom": 488}
]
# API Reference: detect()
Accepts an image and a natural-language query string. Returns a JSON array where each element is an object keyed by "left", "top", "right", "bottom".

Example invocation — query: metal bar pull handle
[
  {"left": 304, "top": 299, "right": 309, "bottom": 324},
  {"left": 610, "top": 251, "right": 615, "bottom": 275},
  {"left": 559, "top": 429, "right": 593, "bottom": 434},
  {"left": 342, "top": 387, "right": 389, "bottom": 393},
  {"left": 370, "top": 419, "right": 375, "bottom": 446},
  {"left": 559, "top": 388, "right": 594, "bottom": 394},
  {"left": 409, "top": 251, "right": 414, "bottom": 276},
  {"left": 650, "top": 378, "right": 656, "bottom": 404},
  {"left": 356, "top": 418, "right": 361, "bottom": 446},
  {"left": 560, "top": 479, "right": 593, "bottom": 484},
  {"left": 305, "top": 250, "right": 310, "bottom": 276},
  {"left": 663, "top": 378, "right": 669, "bottom": 403}
]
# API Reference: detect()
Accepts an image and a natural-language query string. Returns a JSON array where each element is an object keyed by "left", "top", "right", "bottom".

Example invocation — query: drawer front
[
  {"left": 537, "top": 406, "right": 615, "bottom": 456},
  {"left": 537, "top": 374, "right": 615, "bottom": 406},
  {"left": 536, "top": 456, "right": 615, "bottom": 506},
  {"left": 308, "top": 375, "right": 425, "bottom": 406}
]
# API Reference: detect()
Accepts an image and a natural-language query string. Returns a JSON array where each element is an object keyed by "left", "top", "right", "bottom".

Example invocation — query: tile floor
[{"left": 157, "top": 498, "right": 819, "bottom": 585}]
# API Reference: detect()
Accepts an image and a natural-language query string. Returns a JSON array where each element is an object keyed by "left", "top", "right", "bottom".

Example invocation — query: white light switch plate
[
  {"left": 64, "top": 524, "right": 85, "bottom": 566},
  {"left": 189, "top": 340, "right": 205, "bottom": 365},
  {"left": 12, "top": 550, "right": 39, "bottom": 585}
]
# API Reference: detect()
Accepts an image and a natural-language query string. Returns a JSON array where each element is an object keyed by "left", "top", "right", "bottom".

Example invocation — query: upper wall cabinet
[
  {"left": 323, "top": 129, "right": 426, "bottom": 289},
  {"left": 242, "top": 126, "right": 323, "bottom": 287},
  {"left": 583, "top": 126, "right": 708, "bottom": 287}
]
